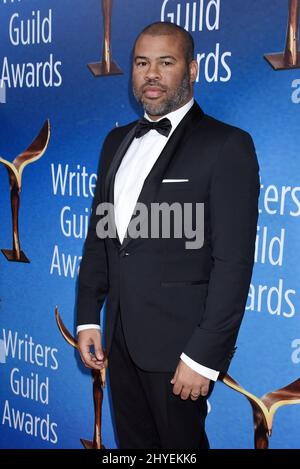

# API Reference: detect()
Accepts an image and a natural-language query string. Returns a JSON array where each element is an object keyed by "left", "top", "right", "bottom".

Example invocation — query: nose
[{"left": 145, "top": 62, "right": 161, "bottom": 81}]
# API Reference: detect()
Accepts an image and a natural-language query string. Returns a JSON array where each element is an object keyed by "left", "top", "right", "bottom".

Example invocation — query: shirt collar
[{"left": 144, "top": 97, "right": 194, "bottom": 135}]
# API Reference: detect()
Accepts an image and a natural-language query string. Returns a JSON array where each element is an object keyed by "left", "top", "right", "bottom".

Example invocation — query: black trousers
[{"left": 108, "top": 310, "right": 214, "bottom": 449}]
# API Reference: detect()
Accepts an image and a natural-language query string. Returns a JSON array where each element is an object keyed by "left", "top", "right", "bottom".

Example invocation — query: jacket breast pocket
[
  {"left": 156, "top": 183, "right": 196, "bottom": 205},
  {"left": 159, "top": 182, "right": 192, "bottom": 191}
]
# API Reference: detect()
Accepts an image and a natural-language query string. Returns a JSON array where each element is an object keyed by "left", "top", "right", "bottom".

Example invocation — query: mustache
[{"left": 142, "top": 82, "right": 167, "bottom": 91}]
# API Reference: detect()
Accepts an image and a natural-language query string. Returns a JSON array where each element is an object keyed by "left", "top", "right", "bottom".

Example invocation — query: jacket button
[{"left": 120, "top": 251, "right": 130, "bottom": 257}]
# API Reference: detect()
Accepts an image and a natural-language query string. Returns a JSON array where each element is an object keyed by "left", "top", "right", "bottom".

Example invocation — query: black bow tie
[{"left": 134, "top": 117, "right": 172, "bottom": 138}]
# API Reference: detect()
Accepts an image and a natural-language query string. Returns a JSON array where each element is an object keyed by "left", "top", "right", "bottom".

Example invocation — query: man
[{"left": 76, "top": 22, "right": 260, "bottom": 449}]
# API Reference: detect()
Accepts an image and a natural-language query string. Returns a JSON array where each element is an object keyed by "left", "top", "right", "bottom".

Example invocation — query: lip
[{"left": 143, "top": 87, "right": 165, "bottom": 98}]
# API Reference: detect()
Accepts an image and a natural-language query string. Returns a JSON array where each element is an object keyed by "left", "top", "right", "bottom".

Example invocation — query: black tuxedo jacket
[{"left": 76, "top": 101, "right": 260, "bottom": 374}]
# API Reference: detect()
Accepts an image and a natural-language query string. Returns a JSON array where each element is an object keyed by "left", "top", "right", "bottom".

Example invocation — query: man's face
[{"left": 132, "top": 33, "right": 197, "bottom": 119}]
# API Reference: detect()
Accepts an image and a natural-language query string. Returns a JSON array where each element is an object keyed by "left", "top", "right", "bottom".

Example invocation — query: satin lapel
[
  {"left": 120, "top": 102, "right": 205, "bottom": 251},
  {"left": 101, "top": 126, "right": 136, "bottom": 248},
  {"left": 104, "top": 125, "right": 137, "bottom": 203}
]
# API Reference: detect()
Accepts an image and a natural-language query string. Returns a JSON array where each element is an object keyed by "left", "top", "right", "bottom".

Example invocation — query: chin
[{"left": 142, "top": 100, "right": 168, "bottom": 116}]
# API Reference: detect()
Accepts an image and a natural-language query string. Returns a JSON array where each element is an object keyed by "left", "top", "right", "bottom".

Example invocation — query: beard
[{"left": 132, "top": 69, "right": 191, "bottom": 116}]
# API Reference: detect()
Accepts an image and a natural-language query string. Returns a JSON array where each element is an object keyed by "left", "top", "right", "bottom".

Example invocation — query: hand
[
  {"left": 170, "top": 359, "right": 210, "bottom": 401},
  {"left": 77, "top": 329, "right": 106, "bottom": 370}
]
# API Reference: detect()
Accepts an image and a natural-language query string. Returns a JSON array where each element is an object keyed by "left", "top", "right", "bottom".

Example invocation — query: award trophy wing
[
  {"left": 55, "top": 306, "right": 108, "bottom": 449},
  {"left": 0, "top": 120, "right": 50, "bottom": 263},
  {"left": 220, "top": 373, "right": 300, "bottom": 448},
  {"left": 264, "top": 0, "right": 300, "bottom": 70},
  {"left": 88, "top": 0, "right": 123, "bottom": 77}
]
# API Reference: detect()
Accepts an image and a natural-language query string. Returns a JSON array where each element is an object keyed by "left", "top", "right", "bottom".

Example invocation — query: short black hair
[{"left": 134, "top": 22, "right": 195, "bottom": 64}]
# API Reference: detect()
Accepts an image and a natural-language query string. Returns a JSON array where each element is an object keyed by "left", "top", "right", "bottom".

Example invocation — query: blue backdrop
[{"left": 1, "top": 0, "right": 300, "bottom": 449}]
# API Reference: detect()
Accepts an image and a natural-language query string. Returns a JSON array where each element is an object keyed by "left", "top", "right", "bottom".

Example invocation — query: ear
[{"left": 189, "top": 59, "right": 198, "bottom": 84}]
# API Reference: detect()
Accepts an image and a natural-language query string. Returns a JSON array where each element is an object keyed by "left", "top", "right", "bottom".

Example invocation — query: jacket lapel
[
  {"left": 105, "top": 101, "right": 205, "bottom": 251},
  {"left": 104, "top": 125, "right": 137, "bottom": 203}
]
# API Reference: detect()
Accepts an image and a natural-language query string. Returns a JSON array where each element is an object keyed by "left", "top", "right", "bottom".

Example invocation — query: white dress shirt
[{"left": 77, "top": 97, "right": 219, "bottom": 382}]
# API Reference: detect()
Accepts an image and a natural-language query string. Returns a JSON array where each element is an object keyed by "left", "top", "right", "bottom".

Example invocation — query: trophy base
[
  {"left": 87, "top": 61, "right": 123, "bottom": 77},
  {"left": 80, "top": 438, "right": 105, "bottom": 449},
  {"left": 1, "top": 249, "right": 30, "bottom": 263},
  {"left": 264, "top": 52, "right": 300, "bottom": 70}
]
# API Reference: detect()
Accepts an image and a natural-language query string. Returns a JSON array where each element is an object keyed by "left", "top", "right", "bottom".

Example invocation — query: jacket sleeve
[
  {"left": 183, "top": 128, "right": 260, "bottom": 373},
  {"left": 76, "top": 130, "right": 116, "bottom": 327}
]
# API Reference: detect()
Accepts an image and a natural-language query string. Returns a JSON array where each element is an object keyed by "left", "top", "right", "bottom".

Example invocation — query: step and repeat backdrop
[{"left": 0, "top": 0, "right": 300, "bottom": 449}]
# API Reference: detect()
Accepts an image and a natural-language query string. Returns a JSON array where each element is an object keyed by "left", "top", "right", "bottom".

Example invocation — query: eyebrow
[{"left": 134, "top": 55, "right": 177, "bottom": 61}]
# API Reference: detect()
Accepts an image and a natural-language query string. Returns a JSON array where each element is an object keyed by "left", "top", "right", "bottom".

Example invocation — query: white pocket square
[{"left": 162, "top": 179, "right": 189, "bottom": 183}]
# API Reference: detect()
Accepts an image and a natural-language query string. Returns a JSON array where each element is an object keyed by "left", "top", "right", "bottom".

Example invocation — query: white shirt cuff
[
  {"left": 180, "top": 353, "right": 220, "bottom": 381},
  {"left": 77, "top": 324, "right": 101, "bottom": 335}
]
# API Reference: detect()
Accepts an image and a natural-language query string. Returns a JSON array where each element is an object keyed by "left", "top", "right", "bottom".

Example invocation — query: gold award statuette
[
  {"left": 264, "top": 0, "right": 300, "bottom": 70},
  {"left": 88, "top": 0, "right": 123, "bottom": 77},
  {"left": 220, "top": 373, "right": 300, "bottom": 449},
  {"left": 0, "top": 120, "right": 50, "bottom": 263},
  {"left": 55, "top": 307, "right": 108, "bottom": 449}
]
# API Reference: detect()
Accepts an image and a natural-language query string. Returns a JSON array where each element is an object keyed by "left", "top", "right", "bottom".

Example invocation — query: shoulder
[
  {"left": 97, "top": 119, "right": 138, "bottom": 174},
  {"left": 192, "top": 111, "right": 257, "bottom": 166},
  {"left": 201, "top": 113, "right": 255, "bottom": 149},
  {"left": 202, "top": 115, "right": 259, "bottom": 173},
  {"left": 104, "top": 119, "right": 138, "bottom": 145}
]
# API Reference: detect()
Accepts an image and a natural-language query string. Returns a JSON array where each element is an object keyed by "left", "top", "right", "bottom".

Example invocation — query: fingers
[
  {"left": 171, "top": 374, "right": 210, "bottom": 400},
  {"left": 190, "top": 385, "right": 209, "bottom": 400},
  {"left": 190, "top": 388, "right": 202, "bottom": 401},
  {"left": 171, "top": 379, "right": 184, "bottom": 397},
  {"left": 200, "top": 385, "right": 209, "bottom": 397},
  {"left": 90, "top": 343, "right": 105, "bottom": 367},
  {"left": 173, "top": 384, "right": 208, "bottom": 400},
  {"left": 171, "top": 361, "right": 211, "bottom": 400},
  {"left": 90, "top": 353, "right": 106, "bottom": 369},
  {"left": 77, "top": 330, "right": 105, "bottom": 370},
  {"left": 94, "top": 343, "right": 104, "bottom": 361},
  {"left": 80, "top": 343, "right": 104, "bottom": 370},
  {"left": 170, "top": 368, "right": 178, "bottom": 385}
]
